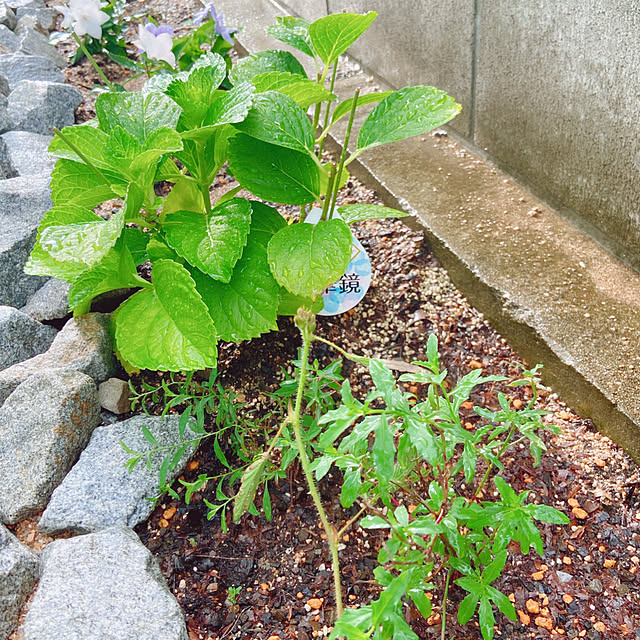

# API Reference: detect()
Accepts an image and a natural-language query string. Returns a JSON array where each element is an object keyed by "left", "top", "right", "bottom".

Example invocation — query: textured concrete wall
[
  {"left": 280, "top": 0, "right": 640, "bottom": 270},
  {"left": 475, "top": 0, "right": 640, "bottom": 270},
  {"left": 278, "top": 0, "right": 327, "bottom": 22},
  {"left": 327, "top": 0, "right": 475, "bottom": 137}
]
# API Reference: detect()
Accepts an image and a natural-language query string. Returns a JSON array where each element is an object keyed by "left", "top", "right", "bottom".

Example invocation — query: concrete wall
[{"left": 283, "top": 0, "right": 640, "bottom": 271}]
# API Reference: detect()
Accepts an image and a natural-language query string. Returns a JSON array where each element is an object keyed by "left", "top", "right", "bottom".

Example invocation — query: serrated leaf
[
  {"left": 96, "top": 91, "right": 182, "bottom": 144},
  {"left": 309, "top": 12, "right": 377, "bottom": 66},
  {"left": 230, "top": 49, "right": 307, "bottom": 85},
  {"left": 267, "top": 219, "right": 352, "bottom": 297},
  {"left": 163, "top": 197, "right": 252, "bottom": 281},
  {"left": 330, "top": 91, "right": 393, "bottom": 126},
  {"left": 234, "top": 91, "right": 315, "bottom": 155},
  {"left": 266, "top": 17, "right": 314, "bottom": 57},
  {"left": 228, "top": 133, "right": 320, "bottom": 204},
  {"left": 162, "top": 177, "right": 205, "bottom": 219},
  {"left": 337, "top": 203, "right": 408, "bottom": 224},
  {"left": 115, "top": 259, "right": 218, "bottom": 371},
  {"left": 233, "top": 452, "right": 268, "bottom": 521},
  {"left": 252, "top": 71, "right": 336, "bottom": 109},
  {"left": 191, "top": 202, "right": 284, "bottom": 342},
  {"left": 358, "top": 86, "right": 461, "bottom": 151},
  {"left": 50, "top": 159, "right": 117, "bottom": 208}
]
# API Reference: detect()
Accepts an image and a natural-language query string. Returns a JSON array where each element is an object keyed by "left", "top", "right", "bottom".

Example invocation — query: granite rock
[
  {"left": 15, "top": 7, "right": 56, "bottom": 33},
  {"left": 24, "top": 527, "right": 188, "bottom": 640},
  {"left": 39, "top": 415, "right": 198, "bottom": 535},
  {"left": 19, "top": 28, "right": 65, "bottom": 67},
  {"left": 0, "top": 130, "right": 53, "bottom": 176},
  {"left": 98, "top": 377, "right": 131, "bottom": 414},
  {"left": 8, "top": 79, "right": 81, "bottom": 134},
  {"left": 0, "top": 305, "right": 57, "bottom": 371},
  {"left": 0, "top": 5, "right": 17, "bottom": 31},
  {"left": 0, "top": 313, "right": 115, "bottom": 406},
  {"left": 0, "top": 53, "right": 63, "bottom": 89},
  {"left": 0, "top": 524, "right": 39, "bottom": 640},
  {"left": 5, "top": 1, "right": 45, "bottom": 10},
  {"left": 20, "top": 277, "right": 70, "bottom": 322},
  {"left": 0, "top": 24, "right": 19, "bottom": 53},
  {"left": 0, "top": 369, "right": 100, "bottom": 524},
  {"left": 0, "top": 175, "right": 51, "bottom": 307}
]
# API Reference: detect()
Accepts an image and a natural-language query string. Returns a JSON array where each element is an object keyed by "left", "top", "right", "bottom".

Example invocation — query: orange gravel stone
[
  {"left": 567, "top": 498, "right": 580, "bottom": 508},
  {"left": 562, "top": 594, "right": 574, "bottom": 604},
  {"left": 572, "top": 507, "right": 588, "bottom": 519},
  {"left": 532, "top": 571, "right": 546, "bottom": 580},
  {"left": 469, "top": 359, "right": 482, "bottom": 369},
  {"left": 307, "top": 598, "right": 323, "bottom": 610},
  {"left": 163, "top": 507, "right": 177, "bottom": 520},
  {"left": 518, "top": 610, "right": 531, "bottom": 625},
  {"left": 158, "top": 518, "right": 169, "bottom": 528},
  {"left": 604, "top": 558, "right": 616, "bottom": 568},
  {"left": 187, "top": 460, "right": 199, "bottom": 471},
  {"left": 593, "top": 622, "right": 606, "bottom": 633},
  {"left": 526, "top": 599, "right": 540, "bottom": 614},
  {"left": 512, "top": 398, "right": 523, "bottom": 409},
  {"left": 535, "top": 616, "right": 554, "bottom": 631},
  {"left": 594, "top": 458, "right": 606, "bottom": 468}
]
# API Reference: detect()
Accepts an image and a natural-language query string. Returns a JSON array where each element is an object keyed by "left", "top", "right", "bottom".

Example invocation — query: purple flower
[
  {"left": 193, "top": 2, "right": 236, "bottom": 45},
  {"left": 145, "top": 23, "right": 174, "bottom": 37}
]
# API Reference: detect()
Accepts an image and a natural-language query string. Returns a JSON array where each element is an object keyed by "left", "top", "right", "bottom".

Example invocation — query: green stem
[
  {"left": 317, "top": 62, "right": 339, "bottom": 157},
  {"left": 52, "top": 127, "right": 109, "bottom": 183},
  {"left": 321, "top": 164, "right": 336, "bottom": 222},
  {"left": 72, "top": 32, "right": 115, "bottom": 91},
  {"left": 441, "top": 567, "right": 452, "bottom": 640},
  {"left": 329, "top": 88, "right": 360, "bottom": 217},
  {"left": 472, "top": 424, "right": 517, "bottom": 501},
  {"left": 313, "top": 335, "right": 370, "bottom": 367},
  {"left": 201, "top": 183, "right": 212, "bottom": 215},
  {"left": 292, "top": 328, "right": 344, "bottom": 617}
]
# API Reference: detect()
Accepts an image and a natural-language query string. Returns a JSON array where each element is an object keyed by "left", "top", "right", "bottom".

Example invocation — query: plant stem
[
  {"left": 472, "top": 424, "right": 516, "bottom": 501},
  {"left": 52, "top": 127, "right": 110, "bottom": 184},
  {"left": 329, "top": 88, "right": 360, "bottom": 216},
  {"left": 291, "top": 329, "right": 344, "bottom": 617},
  {"left": 201, "top": 183, "right": 212, "bottom": 215},
  {"left": 313, "top": 335, "right": 370, "bottom": 367},
  {"left": 317, "top": 62, "right": 339, "bottom": 157},
  {"left": 321, "top": 164, "right": 336, "bottom": 221},
  {"left": 72, "top": 32, "right": 115, "bottom": 92},
  {"left": 440, "top": 567, "right": 452, "bottom": 640}
]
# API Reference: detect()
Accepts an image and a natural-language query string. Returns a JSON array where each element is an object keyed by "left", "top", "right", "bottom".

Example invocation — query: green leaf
[
  {"left": 369, "top": 359, "right": 396, "bottom": 404},
  {"left": 115, "top": 259, "right": 218, "bottom": 371},
  {"left": 409, "top": 590, "right": 432, "bottom": 618},
  {"left": 482, "top": 550, "right": 508, "bottom": 584},
  {"left": 230, "top": 49, "right": 307, "bottom": 85},
  {"left": 478, "top": 597, "right": 496, "bottom": 640},
  {"left": 277, "top": 289, "right": 324, "bottom": 315},
  {"left": 50, "top": 159, "right": 117, "bottom": 209},
  {"left": 162, "top": 177, "right": 205, "bottom": 218},
  {"left": 357, "top": 86, "right": 461, "bottom": 151},
  {"left": 337, "top": 203, "right": 408, "bottom": 224},
  {"left": 360, "top": 515, "right": 389, "bottom": 529},
  {"left": 96, "top": 91, "right": 182, "bottom": 144},
  {"left": 405, "top": 415, "right": 440, "bottom": 467},
  {"left": 165, "top": 52, "right": 227, "bottom": 130},
  {"left": 372, "top": 417, "right": 395, "bottom": 490},
  {"left": 527, "top": 504, "right": 570, "bottom": 525},
  {"left": 233, "top": 452, "right": 269, "bottom": 521},
  {"left": 266, "top": 17, "right": 314, "bottom": 57},
  {"left": 458, "top": 592, "right": 479, "bottom": 625},
  {"left": 228, "top": 133, "right": 320, "bottom": 205},
  {"left": 38, "top": 205, "right": 125, "bottom": 268},
  {"left": 330, "top": 91, "right": 393, "bottom": 126},
  {"left": 487, "top": 586, "right": 517, "bottom": 620},
  {"left": 252, "top": 71, "right": 336, "bottom": 109},
  {"left": 267, "top": 219, "right": 352, "bottom": 297},
  {"left": 234, "top": 91, "right": 315, "bottom": 155},
  {"left": 309, "top": 12, "right": 377, "bottom": 66},
  {"left": 163, "top": 197, "right": 252, "bottom": 282},
  {"left": 340, "top": 467, "right": 361, "bottom": 507}
]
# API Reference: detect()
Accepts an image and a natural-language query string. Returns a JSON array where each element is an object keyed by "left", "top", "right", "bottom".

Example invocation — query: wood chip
[{"left": 187, "top": 460, "right": 199, "bottom": 471}]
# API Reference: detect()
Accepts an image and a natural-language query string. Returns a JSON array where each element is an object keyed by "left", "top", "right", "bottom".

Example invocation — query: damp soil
[{"left": 33, "top": 3, "right": 640, "bottom": 639}]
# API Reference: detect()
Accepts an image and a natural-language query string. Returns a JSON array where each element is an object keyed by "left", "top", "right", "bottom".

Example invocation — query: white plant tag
[{"left": 305, "top": 208, "right": 372, "bottom": 316}]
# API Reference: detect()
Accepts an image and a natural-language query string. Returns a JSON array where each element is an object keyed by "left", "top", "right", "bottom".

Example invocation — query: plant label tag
[{"left": 305, "top": 208, "right": 372, "bottom": 316}]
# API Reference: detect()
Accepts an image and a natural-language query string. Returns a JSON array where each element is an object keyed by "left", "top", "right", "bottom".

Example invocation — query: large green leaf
[
  {"left": 233, "top": 452, "right": 269, "bottom": 522},
  {"left": 252, "top": 71, "right": 336, "bottom": 109},
  {"left": 309, "top": 12, "right": 377, "bottom": 66},
  {"left": 95, "top": 91, "right": 182, "bottom": 144},
  {"left": 337, "top": 203, "right": 409, "bottom": 224},
  {"left": 50, "top": 159, "right": 117, "bottom": 208},
  {"left": 228, "top": 133, "right": 320, "bottom": 205},
  {"left": 357, "top": 86, "right": 461, "bottom": 151},
  {"left": 163, "top": 197, "right": 252, "bottom": 282},
  {"left": 115, "top": 259, "right": 218, "bottom": 371},
  {"left": 161, "top": 177, "right": 205, "bottom": 219},
  {"left": 234, "top": 91, "right": 315, "bottom": 155},
  {"left": 277, "top": 290, "right": 324, "bottom": 315},
  {"left": 67, "top": 235, "right": 150, "bottom": 315},
  {"left": 192, "top": 202, "right": 284, "bottom": 342},
  {"left": 38, "top": 206, "right": 125, "bottom": 268},
  {"left": 330, "top": 91, "right": 393, "bottom": 126},
  {"left": 266, "top": 16, "right": 314, "bottom": 57},
  {"left": 267, "top": 219, "right": 352, "bottom": 297},
  {"left": 165, "top": 52, "right": 227, "bottom": 131},
  {"left": 230, "top": 49, "right": 307, "bottom": 85}
]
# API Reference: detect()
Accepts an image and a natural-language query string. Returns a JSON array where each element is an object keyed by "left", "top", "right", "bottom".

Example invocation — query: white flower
[
  {"left": 134, "top": 23, "right": 176, "bottom": 68},
  {"left": 55, "top": 0, "right": 110, "bottom": 39}
]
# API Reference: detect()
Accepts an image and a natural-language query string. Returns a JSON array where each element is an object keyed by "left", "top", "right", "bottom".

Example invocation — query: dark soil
[{"left": 37, "top": 3, "right": 640, "bottom": 639}]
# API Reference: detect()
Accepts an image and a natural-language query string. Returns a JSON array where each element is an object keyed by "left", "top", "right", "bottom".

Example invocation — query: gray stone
[
  {"left": 0, "top": 75, "right": 8, "bottom": 97},
  {"left": 280, "top": 0, "right": 326, "bottom": 21},
  {"left": 0, "top": 305, "right": 57, "bottom": 371},
  {"left": 98, "top": 377, "right": 131, "bottom": 414},
  {"left": 0, "top": 176, "right": 51, "bottom": 308},
  {"left": 19, "top": 28, "right": 65, "bottom": 67},
  {"left": 24, "top": 527, "right": 188, "bottom": 640},
  {"left": 0, "top": 369, "right": 100, "bottom": 524},
  {"left": 0, "top": 524, "right": 39, "bottom": 640},
  {"left": 0, "top": 53, "right": 63, "bottom": 89},
  {"left": 0, "top": 5, "right": 17, "bottom": 31},
  {"left": 0, "top": 93, "right": 9, "bottom": 133},
  {"left": 0, "top": 313, "right": 115, "bottom": 406},
  {"left": 8, "top": 80, "right": 81, "bottom": 135},
  {"left": 20, "top": 278, "right": 70, "bottom": 322},
  {"left": 15, "top": 7, "right": 57, "bottom": 33},
  {"left": 39, "top": 415, "right": 197, "bottom": 535},
  {"left": 0, "top": 130, "right": 54, "bottom": 176},
  {"left": 0, "top": 24, "right": 19, "bottom": 53},
  {"left": 5, "top": 1, "right": 45, "bottom": 10}
]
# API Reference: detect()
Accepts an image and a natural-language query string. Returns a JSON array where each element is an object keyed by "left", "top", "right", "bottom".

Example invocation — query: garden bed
[{"left": 32, "top": 1, "right": 640, "bottom": 639}]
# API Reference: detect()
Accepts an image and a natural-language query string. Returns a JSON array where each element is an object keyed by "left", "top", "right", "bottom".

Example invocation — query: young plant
[
  {"left": 27, "top": 10, "right": 461, "bottom": 374},
  {"left": 233, "top": 319, "right": 569, "bottom": 640}
]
